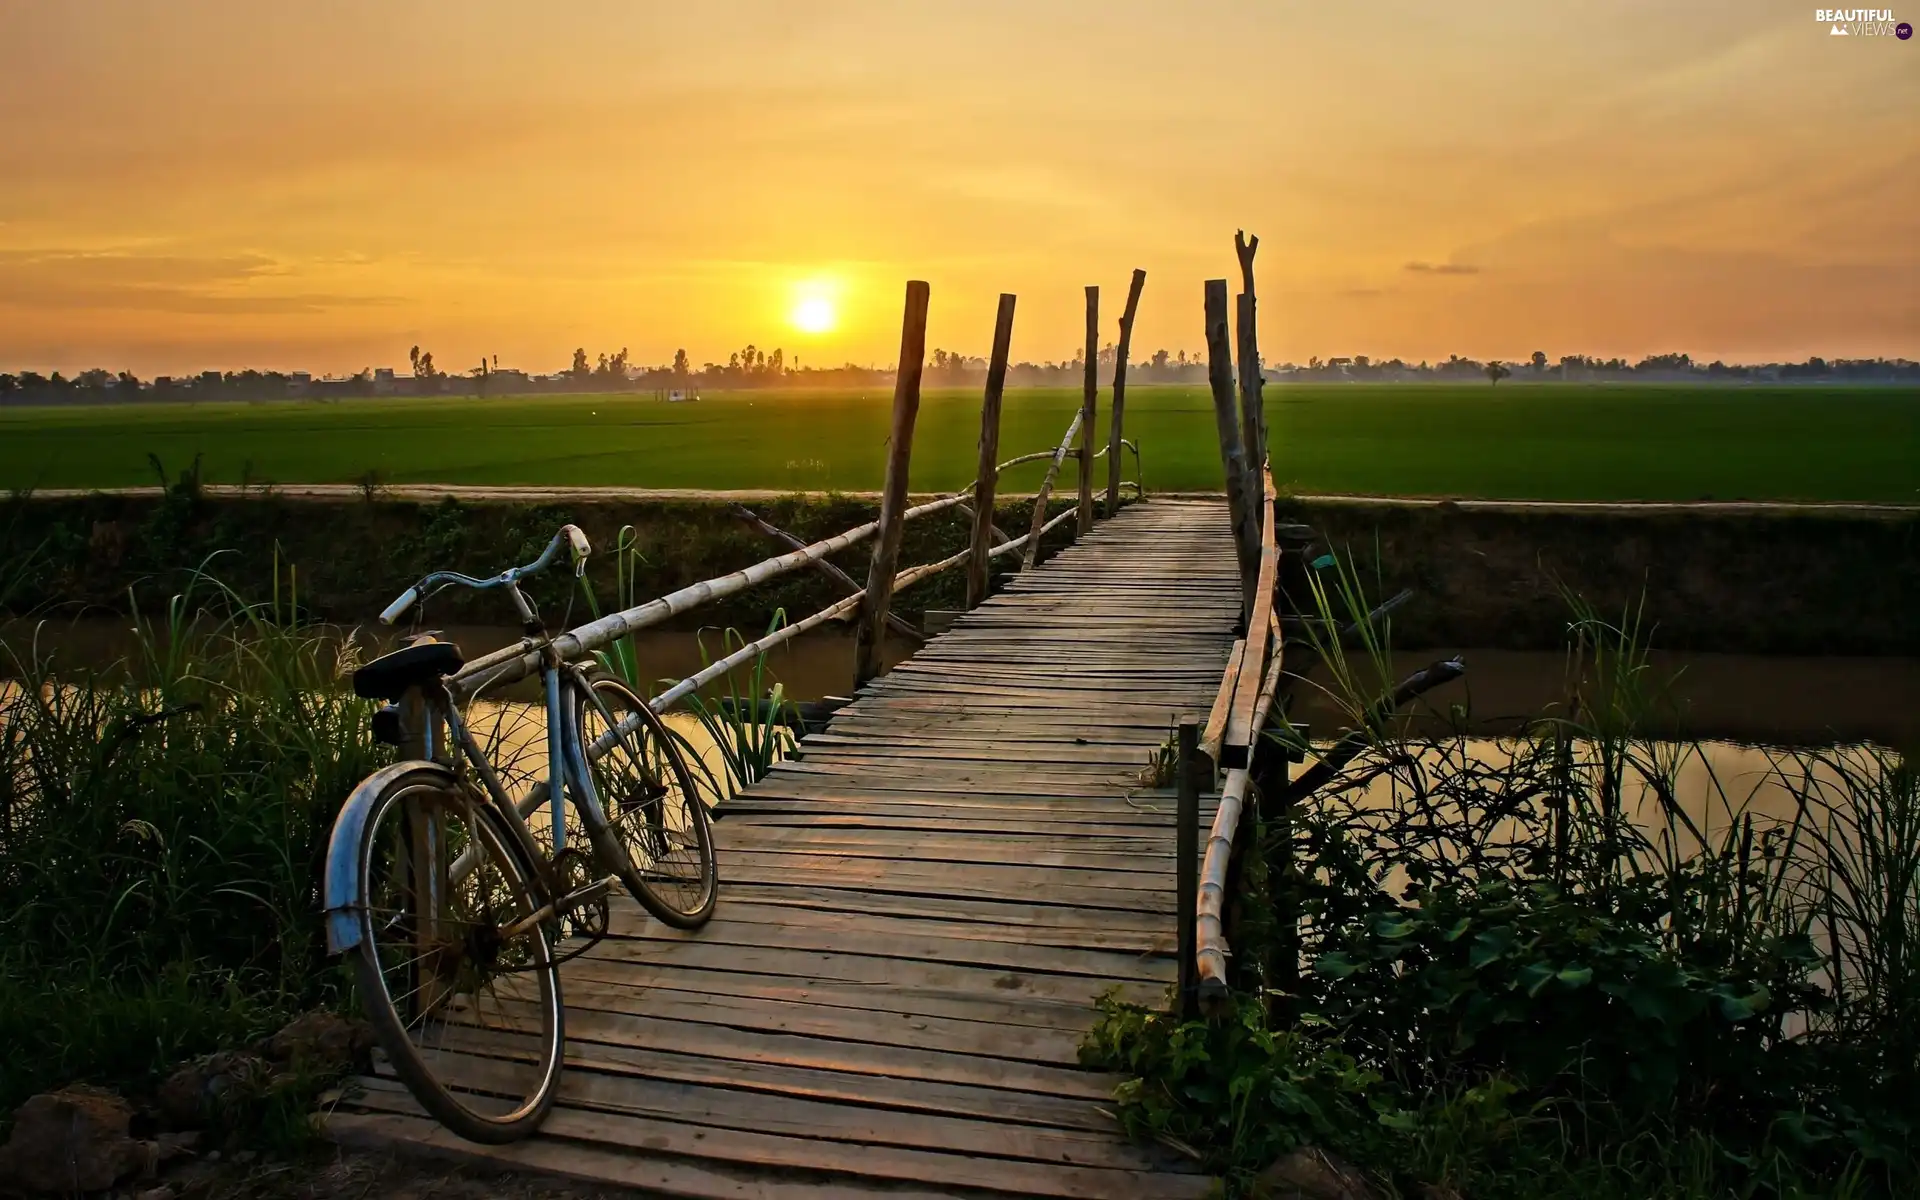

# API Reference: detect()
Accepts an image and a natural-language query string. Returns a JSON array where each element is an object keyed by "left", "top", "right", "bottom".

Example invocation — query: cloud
[
  {"left": 1404, "top": 262, "right": 1481, "bottom": 276},
  {"left": 0, "top": 249, "right": 396, "bottom": 314}
]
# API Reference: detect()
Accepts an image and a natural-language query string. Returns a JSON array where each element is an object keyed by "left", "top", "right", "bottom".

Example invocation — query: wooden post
[
  {"left": 1234, "top": 231, "right": 1266, "bottom": 484},
  {"left": 1076, "top": 286, "right": 1098, "bottom": 536},
  {"left": 967, "top": 293, "right": 1017, "bottom": 609},
  {"left": 1236, "top": 292, "right": 1264, "bottom": 515},
  {"left": 854, "top": 280, "right": 929, "bottom": 687},
  {"left": 1107, "top": 268, "right": 1146, "bottom": 517},
  {"left": 1204, "top": 279, "right": 1257, "bottom": 617},
  {"left": 1254, "top": 739, "right": 1297, "bottom": 995},
  {"left": 1175, "top": 718, "right": 1200, "bottom": 1020}
]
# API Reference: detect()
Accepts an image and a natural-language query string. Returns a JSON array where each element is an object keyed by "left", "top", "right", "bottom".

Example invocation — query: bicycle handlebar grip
[
  {"left": 379, "top": 586, "right": 420, "bottom": 625},
  {"left": 564, "top": 524, "right": 591, "bottom": 575}
]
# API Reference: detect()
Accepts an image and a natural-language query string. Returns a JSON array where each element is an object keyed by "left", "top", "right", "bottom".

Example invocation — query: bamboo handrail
[
  {"left": 449, "top": 491, "right": 972, "bottom": 699},
  {"left": 1193, "top": 462, "right": 1284, "bottom": 1013},
  {"left": 730, "top": 504, "right": 923, "bottom": 643},
  {"left": 1020, "top": 409, "right": 1086, "bottom": 571},
  {"left": 1195, "top": 766, "right": 1250, "bottom": 1010},
  {"left": 649, "top": 546, "right": 974, "bottom": 715}
]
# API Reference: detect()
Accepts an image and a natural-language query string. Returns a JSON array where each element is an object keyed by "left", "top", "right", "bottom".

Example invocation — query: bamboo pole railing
[
  {"left": 450, "top": 416, "right": 1123, "bottom": 708},
  {"left": 1193, "top": 462, "right": 1282, "bottom": 1013},
  {"left": 447, "top": 491, "right": 973, "bottom": 701},
  {"left": 1020, "top": 409, "right": 1085, "bottom": 571}
]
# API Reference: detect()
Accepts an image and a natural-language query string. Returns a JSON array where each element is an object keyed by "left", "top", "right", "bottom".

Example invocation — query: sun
[{"left": 791, "top": 294, "right": 836, "bottom": 334}]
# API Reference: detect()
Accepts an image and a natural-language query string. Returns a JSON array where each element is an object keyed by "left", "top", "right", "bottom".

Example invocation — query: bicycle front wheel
[
  {"left": 573, "top": 676, "right": 717, "bottom": 928},
  {"left": 350, "top": 767, "right": 564, "bottom": 1143}
]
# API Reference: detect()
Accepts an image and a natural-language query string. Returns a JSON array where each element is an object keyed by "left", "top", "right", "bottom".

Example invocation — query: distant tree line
[{"left": 2, "top": 347, "right": 1914, "bottom": 406}]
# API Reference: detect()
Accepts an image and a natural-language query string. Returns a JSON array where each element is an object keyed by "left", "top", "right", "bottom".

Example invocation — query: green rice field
[{"left": 1, "top": 384, "right": 1915, "bottom": 502}]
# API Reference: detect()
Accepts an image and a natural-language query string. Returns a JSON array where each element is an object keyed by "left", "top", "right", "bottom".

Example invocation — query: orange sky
[{"left": 2, "top": 1, "right": 1916, "bottom": 375}]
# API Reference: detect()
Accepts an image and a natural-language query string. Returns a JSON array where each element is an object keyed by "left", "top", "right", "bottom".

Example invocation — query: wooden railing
[
  {"left": 449, "top": 277, "right": 1146, "bottom": 710},
  {"left": 1175, "top": 463, "right": 1287, "bottom": 1015},
  {"left": 1173, "top": 233, "right": 1292, "bottom": 1017}
]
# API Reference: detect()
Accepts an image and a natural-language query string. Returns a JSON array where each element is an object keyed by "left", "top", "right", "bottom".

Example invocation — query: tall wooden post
[
  {"left": 1175, "top": 718, "right": 1200, "bottom": 1019},
  {"left": 854, "top": 280, "right": 930, "bottom": 687},
  {"left": 1107, "top": 268, "right": 1146, "bottom": 517},
  {"left": 1205, "top": 279, "right": 1257, "bottom": 618},
  {"left": 1235, "top": 232, "right": 1266, "bottom": 477},
  {"left": 1076, "top": 286, "right": 1098, "bottom": 536},
  {"left": 966, "top": 293, "right": 1017, "bottom": 609}
]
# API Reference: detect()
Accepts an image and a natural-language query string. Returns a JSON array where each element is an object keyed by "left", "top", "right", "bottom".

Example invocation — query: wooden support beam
[
  {"left": 1076, "top": 286, "right": 1098, "bottom": 536},
  {"left": 1175, "top": 718, "right": 1200, "bottom": 1020},
  {"left": 967, "top": 293, "right": 1016, "bottom": 609},
  {"left": 730, "top": 505, "right": 922, "bottom": 643},
  {"left": 1107, "top": 268, "right": 1146, "bottom": 517},
  {"left": 1204, "top": 279, "right": 1257, "bottom": 616},
  {"left": 854, "top": 280, "right": 929, "bottom": 687}
]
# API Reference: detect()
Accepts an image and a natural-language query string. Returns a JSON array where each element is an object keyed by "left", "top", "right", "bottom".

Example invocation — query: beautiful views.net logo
[{"left": 1815, "top": 8, "right": 1911, "bottom": 35}]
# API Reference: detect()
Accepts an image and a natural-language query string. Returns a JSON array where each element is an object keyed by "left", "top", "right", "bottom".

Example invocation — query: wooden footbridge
[{"left": 330, "top": 272, "right": 1303, "bottom": 1196}]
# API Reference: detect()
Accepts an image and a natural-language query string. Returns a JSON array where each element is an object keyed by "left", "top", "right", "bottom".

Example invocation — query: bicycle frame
[{"left": 323, "top": 527, "right": 623, "bottom": 954}]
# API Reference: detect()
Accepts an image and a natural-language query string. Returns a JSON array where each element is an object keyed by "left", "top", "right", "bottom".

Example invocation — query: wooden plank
[
  {"left": 327, "top": 1110, "right": 970, "bottom": 1200},
  {"left": 580, "top": 937, "right": 1163, "bottom": 1008},
  {"left": 382, "top": 1055, "right": 1180, "bottom": 1172},
  {"left": 344, "top": 1087, "right": 1214, "bottom": 1200},
  {"left": 435, "top": 1026, "right": 1123, "bottom": 1132}
]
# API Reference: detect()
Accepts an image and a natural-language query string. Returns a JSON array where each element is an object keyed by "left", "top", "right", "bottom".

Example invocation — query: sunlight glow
[{"left": 791, "top": 295, "right": 836, "bottom": 334}]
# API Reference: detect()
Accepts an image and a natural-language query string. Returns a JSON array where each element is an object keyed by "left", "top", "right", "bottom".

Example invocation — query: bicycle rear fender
[{"left": 323, "top": 760, "right": 457, "bottom": 955}]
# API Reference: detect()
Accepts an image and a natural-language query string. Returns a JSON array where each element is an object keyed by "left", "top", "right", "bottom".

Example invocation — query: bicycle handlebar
[{"left": 378, "top": 524, "right": 592, "bottom": 625}]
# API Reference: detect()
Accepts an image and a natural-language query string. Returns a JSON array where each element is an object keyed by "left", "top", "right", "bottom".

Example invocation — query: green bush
[{"left": 1084, "top": 574, "right": 1917, "bottom": 1197}]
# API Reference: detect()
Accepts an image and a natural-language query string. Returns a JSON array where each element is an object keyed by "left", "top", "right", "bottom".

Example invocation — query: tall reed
[{"left": 0, "top": 560, "right": 384, "bottom": 1111}]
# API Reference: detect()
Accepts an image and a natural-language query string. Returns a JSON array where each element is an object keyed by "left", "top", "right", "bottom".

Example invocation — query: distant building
[
  {"left": 199, "top": 370, "right": 222, "bottom": 387},
  {"left": 373, "top": 367, "right": 396, "bottom": 395},
  {"left": 287, "top": 371, "right": 312, "bottom": 396}
]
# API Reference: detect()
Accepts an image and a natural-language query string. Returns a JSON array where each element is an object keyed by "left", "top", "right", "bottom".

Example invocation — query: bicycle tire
[
  {"left": 571, "top": 676, "right": 718, "bottom": 928},
  {"left": 349, "top": 766, "right": 565, "bottom": 1143}
]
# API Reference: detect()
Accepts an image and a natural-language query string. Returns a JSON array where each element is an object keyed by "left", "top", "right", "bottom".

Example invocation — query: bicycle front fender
[{"left": 323, "top": 759, "right": 457, "bottom": 955}]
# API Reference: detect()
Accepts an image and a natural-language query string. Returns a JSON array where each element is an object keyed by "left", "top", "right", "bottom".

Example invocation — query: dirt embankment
[
  {"left": 1, "top": 490, "right": 1078, "bottom": 635},
  {"left": 1280, "top": 497, "right": 1919, "bottom": 655},
  {"left": 4, "top": 490, "right": 1915, "bottom": 656}
]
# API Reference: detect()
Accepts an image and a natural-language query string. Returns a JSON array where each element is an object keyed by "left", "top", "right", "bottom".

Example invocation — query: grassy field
[{"left": 2, "top": 383, "right": 1915, "bottom": 502}]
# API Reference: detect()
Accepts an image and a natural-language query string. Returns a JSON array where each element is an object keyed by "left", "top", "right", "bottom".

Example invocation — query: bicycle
[{"left": 321, "top": 525, "right": 716, "bottom": 1142}]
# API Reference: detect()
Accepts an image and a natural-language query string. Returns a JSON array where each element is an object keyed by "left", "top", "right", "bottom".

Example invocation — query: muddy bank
[
  {"left": 3, "top": 490, "right": 1914, "bottom": 656},
  {"left": 1277, "top": 497, "right": 1918, "bottom": 656}
]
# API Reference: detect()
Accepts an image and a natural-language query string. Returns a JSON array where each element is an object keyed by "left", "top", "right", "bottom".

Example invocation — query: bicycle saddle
[{"left": 351, "top": 640, "right": 465, "bottom": 701}]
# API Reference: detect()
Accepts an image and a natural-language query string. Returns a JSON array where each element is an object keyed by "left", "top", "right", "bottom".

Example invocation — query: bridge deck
[{"left": 331, "top": 499, "right": 1242, "bottom": 1198}]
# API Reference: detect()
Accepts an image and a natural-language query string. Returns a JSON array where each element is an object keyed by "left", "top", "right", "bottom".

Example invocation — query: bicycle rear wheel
[
  {"left": 573, "top": 676, "right": 717, "bottom": 928},
  {"left": 349, "top": 767, "right": 564, "bottom": 1143}
]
